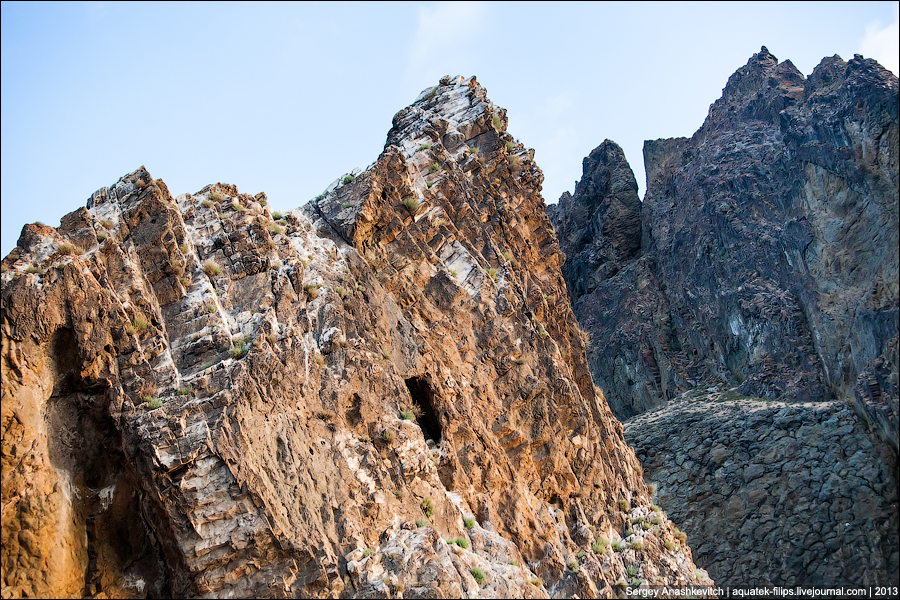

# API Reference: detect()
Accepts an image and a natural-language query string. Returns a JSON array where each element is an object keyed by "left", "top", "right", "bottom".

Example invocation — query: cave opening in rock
[{"left": 405, "top": 376, "right": 442, "bottom": 444}]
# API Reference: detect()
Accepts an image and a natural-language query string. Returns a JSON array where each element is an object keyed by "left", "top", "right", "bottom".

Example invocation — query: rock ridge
[
  {"left": 2, "top": 76, "right": 710, "bottom": 598},
  {"left": 550, "top": 48, "right": 899, "bottom": 587}
]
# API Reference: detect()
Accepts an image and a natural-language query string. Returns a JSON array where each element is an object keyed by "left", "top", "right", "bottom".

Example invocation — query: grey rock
[
  {"left": 625, "top": 392, "right": 899, "bottom": 587},
  {"left": 551, "top": 49, "right": 899, "bottom": 448}
]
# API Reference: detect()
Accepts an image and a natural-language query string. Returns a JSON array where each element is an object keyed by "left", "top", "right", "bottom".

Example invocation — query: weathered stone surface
[
  {"left": 548, "top": 140, "right": 642, "bottom": 299},
  {"left": 550, "top": 48, "right": 899, "bottom": 588},
  {"left": 625, "top": 390, "right": 899, "bottom": 587},
  {"left": 1, "top": 77, "right": 709, "bottom": 598},
  {"left": 552, "top": 48, "right": 899, "bottom": 433}
]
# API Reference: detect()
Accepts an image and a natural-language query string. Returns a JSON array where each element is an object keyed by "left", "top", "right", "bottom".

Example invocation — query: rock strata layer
[
  {"left": 550, "top": 48, "right": 899, "bottom": 587},
  {"left": 1, "top": 76, "right": 709, "bottom": 598}
]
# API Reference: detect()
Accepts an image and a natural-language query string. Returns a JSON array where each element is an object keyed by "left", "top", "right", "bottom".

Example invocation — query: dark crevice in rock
[
  {"left": 405, "top": 376, "right": 442, "bottom": 444},
  {"left": 46, "top": 328, "right": 169, "bottom": 599}
]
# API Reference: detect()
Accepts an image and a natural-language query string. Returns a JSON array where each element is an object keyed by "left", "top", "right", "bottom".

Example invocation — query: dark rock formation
[
  {"left": 550, "top": 48, "right": 899, "bottom": 586},
  {"left": 548, "top": 141, "right": 642, "bottom": 299},
  {"left": 626, "top": 390, "right": 898, "bottom": 587},
  {"left": 1, "top": 77, "right": 711, "bottom": 598},
  {"left": 552, "top": 48, "right": 898, "bottom": 435}
]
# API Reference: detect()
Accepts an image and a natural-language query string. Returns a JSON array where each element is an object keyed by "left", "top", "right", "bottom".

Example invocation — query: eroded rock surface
[
  {"left": 1, "top": 76, "right": 710, "bottom": 598},
  {"left": 625, "top": 390, "right": 899, "bottom": 587},
  {"left": 550, "top": 48, "right": 899, "bottom": 587},
  {"left": 552, "top": 48, "right": 898, "bottom": 434}
]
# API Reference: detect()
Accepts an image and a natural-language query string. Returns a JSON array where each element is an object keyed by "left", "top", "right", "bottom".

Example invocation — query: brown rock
[{"left": 1, "top": 77, "right": 707, "bottom": 598}]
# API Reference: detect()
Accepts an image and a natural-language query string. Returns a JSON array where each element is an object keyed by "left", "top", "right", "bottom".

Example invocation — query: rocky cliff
[
  {"left": 1, "top": 76, "right": 710, "bottom": 598},
  {"left": 627, "top": 391, "right": 897, "bottom": 587},
  {"left": 550, "top": 49, "right": 899, "bottom": 586}
]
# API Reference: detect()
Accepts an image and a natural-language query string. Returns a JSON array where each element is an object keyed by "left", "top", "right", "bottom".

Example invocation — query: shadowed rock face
[
  {"left": 1, "top": 76, "right": 710, "bottom": 598},
  {"left": 548, "top": 141, "right": 642, "bottom": 299},
  {"left": 550, "top": 48, "right": 899, "bottom": 587},
  {"left": 552, "top": 48, "right": 899, "bottom": 437}
]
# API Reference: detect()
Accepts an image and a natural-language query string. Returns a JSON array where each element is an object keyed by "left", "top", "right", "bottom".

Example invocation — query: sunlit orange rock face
[{"left": 1, "top": 76, "right": 710, "bottom": 598}]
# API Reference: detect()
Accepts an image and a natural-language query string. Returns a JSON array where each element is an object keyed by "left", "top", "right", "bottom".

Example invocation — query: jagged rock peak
[
  {"left": 700, "top": 45, "right": 806, "bottom": 130},
  {"left": 386, "top": 76, "right": 513, "bottom": 158},
  {"left": 1, "top": 77, "right": 711, "bottom": 597},
  {"left": 549, "top": 140, "right": 641, "bottom": 299},
  {"left": 550, "top": 47, "right": 898, "bottom": 588}
]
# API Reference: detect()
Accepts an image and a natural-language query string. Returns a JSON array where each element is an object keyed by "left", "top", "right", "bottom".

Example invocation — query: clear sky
[{"left": 2, "top": 1, "right": 898, "bottom": 257}]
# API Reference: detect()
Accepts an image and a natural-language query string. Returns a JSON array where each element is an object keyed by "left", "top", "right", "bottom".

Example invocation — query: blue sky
[{"left": 2, "top": 1, "right": 898, "bottom": 256}]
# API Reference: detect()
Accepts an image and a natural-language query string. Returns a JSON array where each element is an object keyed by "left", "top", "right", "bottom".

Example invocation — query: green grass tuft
[
  {"left": 402, "top": 197, "right": 420, "bottom": 216},
  {"left": 202, "top": 260, "right": 222, "bottom": 277},
  {"left": 420, "top": 495, "right": 434, "bottom": 517},
  {"left": 592, "top": 537, "right": 608, "bottom": 554},
  {"left": 230, "top": 342, "right": 248, "bottom": 359}
]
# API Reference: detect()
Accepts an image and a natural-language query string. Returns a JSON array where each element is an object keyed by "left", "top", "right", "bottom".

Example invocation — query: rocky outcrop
[
  {"left": 625, "top": 390, "right": 899, "bottom": 586},
  {"left": 1, "top": 76, "right": 710, "bottom": 598},
  {"left": 547, "top": 141, "right": 642, "bottom": 299},
  {"left": 550, "top": 48, "right": 899, "bottom": 587},
  {"left": 552, "top": 48, "right": 899, "bottom": 432}
]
